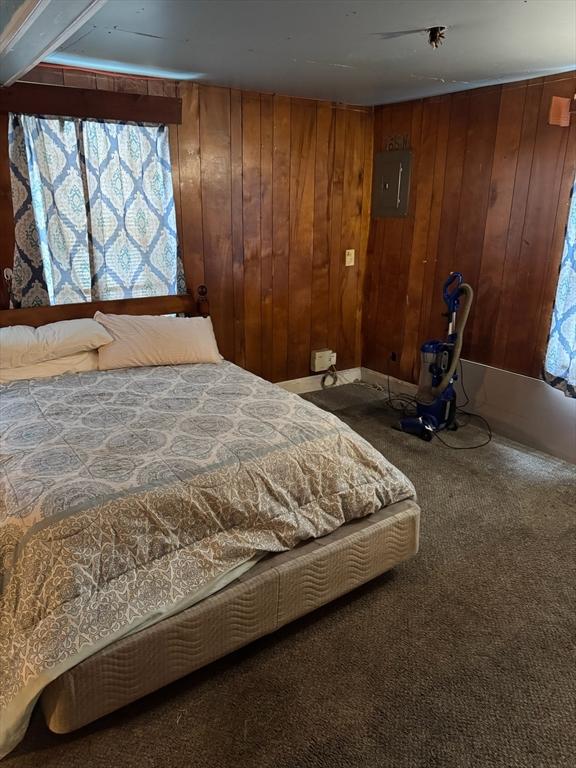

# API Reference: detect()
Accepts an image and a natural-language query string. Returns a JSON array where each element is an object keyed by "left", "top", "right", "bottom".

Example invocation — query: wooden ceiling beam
[{"left": 0, "top": 0, "right": 107, "bottom": 87}]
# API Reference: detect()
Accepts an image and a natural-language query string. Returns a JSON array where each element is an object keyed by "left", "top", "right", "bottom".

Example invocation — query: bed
[{"left": 0, "top": 290, "right": 420, "bottom": 757}]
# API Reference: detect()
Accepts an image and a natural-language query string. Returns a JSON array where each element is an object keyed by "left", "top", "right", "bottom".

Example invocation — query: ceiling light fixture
[
  {"left": 373, "top": 25, "right": 448, "bottom": 49},
  {"left": 427, "top": 26, "right": 446, "bottom": 49}
]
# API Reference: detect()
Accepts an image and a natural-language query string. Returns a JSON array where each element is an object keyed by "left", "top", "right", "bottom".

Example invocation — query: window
[
  {"left": 8, "top": 113, "right": 183, "bottom": 307},
  {"left": 544, "top": 179, "right": 576, "bottom": 398}
]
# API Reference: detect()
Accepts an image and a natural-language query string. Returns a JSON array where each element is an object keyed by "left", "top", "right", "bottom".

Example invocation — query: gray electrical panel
[{"left": 371, "top": 150, "right": 412, "bottom": 218}]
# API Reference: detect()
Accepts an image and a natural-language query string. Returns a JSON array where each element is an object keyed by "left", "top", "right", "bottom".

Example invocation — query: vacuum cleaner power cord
[{"left": 361, "top": 359, "right": 493, "bottom": 450}]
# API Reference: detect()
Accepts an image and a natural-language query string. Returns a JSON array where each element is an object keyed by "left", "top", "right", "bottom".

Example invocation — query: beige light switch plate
[{"left": 345, "top": 249, "right": 355, "bottom": 266}]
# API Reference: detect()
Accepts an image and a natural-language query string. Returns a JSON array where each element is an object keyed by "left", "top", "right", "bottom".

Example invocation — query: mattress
[
  {"left": 41, "top": 499, "right": 420, "bottom": 734},
  {"left": 0, "top": 361, "right": 416, "bottom": 757}
]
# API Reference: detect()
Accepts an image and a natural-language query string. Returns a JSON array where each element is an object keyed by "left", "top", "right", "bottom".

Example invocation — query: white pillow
[
  {"left": 0, "top": 319, "right": 113, "bottom": 369},
  {"left": 95, "top": 312, "right": 222, "bottom": 371},
  {"left": 0, "top": 350, "right": 99, "bottom": 383}
]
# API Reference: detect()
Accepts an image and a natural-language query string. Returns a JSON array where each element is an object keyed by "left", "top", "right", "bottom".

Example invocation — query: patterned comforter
[{"left": 0, "top": 362, "right": 415, "bottom": 756}]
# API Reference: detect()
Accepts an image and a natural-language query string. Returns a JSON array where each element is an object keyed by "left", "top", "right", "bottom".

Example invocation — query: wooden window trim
[{"left": 0, "top": 82, "right": 182, "bottom": 124}]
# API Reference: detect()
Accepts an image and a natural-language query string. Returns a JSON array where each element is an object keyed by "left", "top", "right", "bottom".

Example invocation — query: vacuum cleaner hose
[{"left": 431, "top": 282, "right": 474, "bottom": 397}]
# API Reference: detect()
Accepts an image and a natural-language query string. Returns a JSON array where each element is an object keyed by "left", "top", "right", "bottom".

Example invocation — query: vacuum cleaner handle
[
  {"left": 443, "top": 271, "right": 464, "bottom": 313},
  {"left": 431, "top": 281, "right": 474, "bottom": 398}
]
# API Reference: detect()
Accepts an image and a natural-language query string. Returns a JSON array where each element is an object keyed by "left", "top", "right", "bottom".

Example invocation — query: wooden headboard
[{"left": 0, "top": 286, "right": 209, "bottom": 328}]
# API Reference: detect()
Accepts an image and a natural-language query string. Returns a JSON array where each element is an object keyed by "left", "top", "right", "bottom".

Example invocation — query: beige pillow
[
  {"left": 95, "top": 312, "right": 222, "bottom": 370},
  {"left": 0, "top": 350, "right": 99, "bottom": 383},
  {"left": 0, "top": 319, "right": 113, "bottom": 369}
]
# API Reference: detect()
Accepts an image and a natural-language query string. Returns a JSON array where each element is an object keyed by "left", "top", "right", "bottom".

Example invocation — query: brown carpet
[{"left": 7, "top": 384, "right": 576, "bottom": 768}]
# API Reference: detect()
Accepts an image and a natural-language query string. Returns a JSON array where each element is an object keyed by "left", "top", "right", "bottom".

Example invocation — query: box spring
[{"left": 41, "top": 498, "right": 420, "bottom": 733}]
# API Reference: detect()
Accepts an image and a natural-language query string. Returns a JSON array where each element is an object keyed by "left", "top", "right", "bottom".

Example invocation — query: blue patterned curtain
[
  {"left": 8, "top": 115, "right": 50, "bottom": 306},
  {"left": 544, "top": 180, "right": 576, "bottom": 398},
  {"left": 8, "top": 113, "right": 183, "bottom": 307}
]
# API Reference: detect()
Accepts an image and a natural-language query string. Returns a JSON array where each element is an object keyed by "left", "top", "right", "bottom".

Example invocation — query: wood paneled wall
[
  {"left": 2, "top": 65, "right": 373, "bottom": 381},
  {"left": 182, "top": 86, "right": 373, "bottom": 380},
  {"left": 363, "top": 71, "right": 576, "bottom": 383},
  {"left": 5, "top": 66, "right": 573, "bottom": 384}
]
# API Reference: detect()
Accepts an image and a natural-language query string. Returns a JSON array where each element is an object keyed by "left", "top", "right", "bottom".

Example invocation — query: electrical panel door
[{"left": 371, "top": 150, "right": 412, "bottom": 218}]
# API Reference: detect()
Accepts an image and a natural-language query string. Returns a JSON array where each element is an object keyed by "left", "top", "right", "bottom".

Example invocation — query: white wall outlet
[
  {"left": 345, "top": 249, "right": 355, "bottom": 266},
  {"left": 311, "top": 348, "right": 337, "bottom": 372}
]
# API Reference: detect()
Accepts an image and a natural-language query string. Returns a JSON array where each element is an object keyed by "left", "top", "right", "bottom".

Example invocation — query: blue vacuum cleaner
[{"left": 400, "top": 272, "right": 474, "bottom": 441}]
